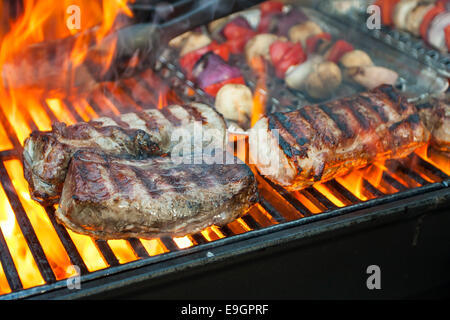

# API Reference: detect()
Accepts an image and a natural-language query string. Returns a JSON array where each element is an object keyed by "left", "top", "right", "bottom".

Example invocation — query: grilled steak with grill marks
[
  {"left": 23, "top": 103, "right": 227, "bottom": 205},
  {"left": 249, "top": 85, "right": 430, "bottom": 190},
  {"left": 56, "top": 151, "right": 258, "bottom": 239}
]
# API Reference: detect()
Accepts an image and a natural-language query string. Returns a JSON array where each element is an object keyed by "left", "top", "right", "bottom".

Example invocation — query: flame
[
  {"left": 332, "top": 161, "right": 390, "bottom": 201},
  {"left": 415, "top": 144, "right": 450, "bottom": 176},
  {"left": 0, "top": 0, "right": 134, "bottom": 145},
  {"left": 4, "top": 160, "right": 76, "bottom": 280},
  {"left": 0, "top": 262, "right": 11, "bottom": 294},
  {"left": 157, "top": 90, "right": 168, "bottom": 110},
  {"left": 250, "top": 57, "right": 267, "bottom": 127},
  {"left": 0, "top": 184, "right": 44, "bottom": 289}
]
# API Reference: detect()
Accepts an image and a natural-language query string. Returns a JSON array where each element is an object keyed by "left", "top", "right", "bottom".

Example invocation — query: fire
[
  {"left": 0, "top": 0, "right": 134, "bottom": 144},
  {"left": 250, "top": 57, "right": 267, "bottom": 127},
  {"left": 335, "top": 163, "right": 385, "bottom": 201},
  {"left": 415, "top": 144, "right": 450, "bottom": 176},
  {"left": 0, "top": 184, "right": 44, "bottom": 290},
  {"left": 158, "top": 90, "right": 168, "bottom": 109}
]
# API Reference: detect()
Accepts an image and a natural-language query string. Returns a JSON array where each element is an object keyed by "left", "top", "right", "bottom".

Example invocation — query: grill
[{"left": 0, "top": 0, "right": 450, "bottom": 299}]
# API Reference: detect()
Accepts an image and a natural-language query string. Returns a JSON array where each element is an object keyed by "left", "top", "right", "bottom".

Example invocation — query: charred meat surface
[
  {"left": 249, "top": 85, "right": 430, "bottom": 190},
  {"left": 418, "top": 97, "right": 450, "bottom": 153},
  {"left": 23, "top": 103, "right": 227, "bottom": 205},
  {"left": 56, "top": 151, "right": 258, "bottom": 239}
]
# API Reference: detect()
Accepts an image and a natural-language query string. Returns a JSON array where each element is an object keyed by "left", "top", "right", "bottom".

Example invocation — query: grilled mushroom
[
  {"left": 179, "top": 32, "right": 211, "bottom": 56},
  {"left": 304, "top": 61, "right": 342, "bottom": 99},
  {"left": 245, "top": 33, "right": 280, "bottom": 63},
  {"left": 285, "top": 55, "right": 323, "bottom": 90},
  {"left": 393, "top": 0, "right": 419, "bottom": 30},
  {"left": 215, "top": 84, "right": 253, "bottom": 126},
  {"left": 339, "top": 49, "right": 374, "bottom": 68},
  {"left": 288, "top": 21, "right": 323, "bottom": 47}
]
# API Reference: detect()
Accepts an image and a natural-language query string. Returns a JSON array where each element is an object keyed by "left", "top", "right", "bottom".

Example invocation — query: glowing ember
[
  {"left": 107, "top": 240, "right": 138, "bottom": 264},
  {"left": 173, "top": 236, "right": 194, "bottom": 249}
]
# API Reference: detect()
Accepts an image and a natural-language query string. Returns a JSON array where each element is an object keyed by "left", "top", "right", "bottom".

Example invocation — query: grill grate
[{"left": 0, "top": 63, "right": 448, "bottom": 298}]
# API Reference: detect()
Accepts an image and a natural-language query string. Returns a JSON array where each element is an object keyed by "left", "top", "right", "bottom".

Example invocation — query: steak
[
  {"left": 23, "top": 103, "right": 227, "bottom": 205},
  {"left": 417, "top": 96, "right": 450, "bottom": 153},
  {"left": 249, "top": 85, "right": 430, "bottom": 190},
  {"left": 56, "top": 150, "right": 258, "bottom": 239}
]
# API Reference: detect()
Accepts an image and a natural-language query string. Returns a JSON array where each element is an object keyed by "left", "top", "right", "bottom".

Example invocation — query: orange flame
[
  {"left": 158, "top": 90, "right": 168, "bottom": 109},
  {"left": 250, "top": 56, "right": 267, "bottom": 127}
]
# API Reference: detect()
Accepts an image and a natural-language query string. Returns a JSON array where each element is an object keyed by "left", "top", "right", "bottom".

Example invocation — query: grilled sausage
[
  {"left": 56, "top": 150, "right": 258, "bottom": 239},
  {"left": 248, "top": 85, "right": 430, "bottom": 190},
  {"left": 23, "top": 103, "right": 227, "bottom": 205}
]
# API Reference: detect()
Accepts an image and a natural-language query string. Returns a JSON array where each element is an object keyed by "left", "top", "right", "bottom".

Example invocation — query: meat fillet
[
  {"left": 56, "top": 151, "right": 258, "bottom": 239},
  {"left": 417, "top": 97, "right": 450, "bottom": 153},
  {"left": 249, "top": 85, "right": 430, "bottom": 190},
  {"left": 23, "top": 103, "right": 226, "bottom": 205}
]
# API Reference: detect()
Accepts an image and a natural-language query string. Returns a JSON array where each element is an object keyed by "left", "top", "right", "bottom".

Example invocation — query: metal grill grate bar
[
  {"left": 0, "top": 229, "right": 23, "bottom": 291},
  {"left": 94, "top": 240, "right": 120, "bottom": 267},
  {"left": 44, "top": 206, "right": 89, "bottom": 275},
  {"left": 127, "top": 238, "right": 150, "bottom": 259},
  {"left": 0, "top": 161, "right": 56, "bottom": 284}
]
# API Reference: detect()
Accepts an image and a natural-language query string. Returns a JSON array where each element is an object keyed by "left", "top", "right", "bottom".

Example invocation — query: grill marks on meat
[
  {"left": 249, "top": 85, "right": 430, "bottom": 190},
  {"left": 56, "top": 151, "right": 258, "bottom": 239},
  {"left": 23, "top": 103, "right": 226, "bottom": 205}
]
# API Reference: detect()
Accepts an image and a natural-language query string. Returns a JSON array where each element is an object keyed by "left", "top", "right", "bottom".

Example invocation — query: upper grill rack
[{"left": 316, "top": 1, "right": 450, "bottom": 78}]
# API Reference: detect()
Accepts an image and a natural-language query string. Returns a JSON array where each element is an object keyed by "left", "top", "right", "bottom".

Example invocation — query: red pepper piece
[
  {"left": 269, "top": 40, "right": 306, "bottom": 78},
  {"left": 326, "top": 40, "right": 354, "bottom": 63},
  {"left": 260, "top": 1, "right": 284, "bottom": 17},
  {"left": 223, "top": 22, "right": 256, "bottom": 54},
  {"left": 374, "top": 0, "right": 400, "bottom": 26},
  {"left": 203, "top": 76, "right": 246, "bottom": 97},
  {"left": 305, "top": 32, "right": 332, "bottom": 55}
]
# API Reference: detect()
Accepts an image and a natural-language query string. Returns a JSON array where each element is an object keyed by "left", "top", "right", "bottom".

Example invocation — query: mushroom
[
  {"left": 168, "top": 31, "right": 192, "bottom": 49},
  {"left": 215, "top": 84, "right": 253, "bottom": 126},
  {"left": 179, "top": 32, "right": 211, "bottom": 57},
  {"left": 304, "top": 61, "right": 342, "bottom": 99},
  {"left": 347, "top": 66, "right": 399, "bottom": 90},
  {"left": 285, "top": 55, "right": 324, "bottom": 90},
  {"left": 245, "top": 33, "right": 280, "bottom": 63},
  {"left": 339, "top": 50, "right": 374, "bottom": 68},
  {"left": 393, "top": 0, "right": 418, "bottom": 30},
  {"left": 288, "top": 21, "right": 323, "bottom": 47},
  {"left": 405, "top": 3, "right": 434, "bottom": 36}
]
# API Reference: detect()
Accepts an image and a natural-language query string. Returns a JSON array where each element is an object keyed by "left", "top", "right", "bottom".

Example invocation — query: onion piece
[
  {"left": 348, "top": 66, "right": 398, "bottom": 90},
  {"left": 193, "top": 53, "right": 242, "bottom": 89},
  {"left": 428, "top": 11, "right": 450, "bottom": 52}
]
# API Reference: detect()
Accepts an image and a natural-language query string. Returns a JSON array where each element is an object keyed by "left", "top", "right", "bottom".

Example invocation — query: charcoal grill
[{"left": 0, "top": 0, "right": 449, "bottom": 299}]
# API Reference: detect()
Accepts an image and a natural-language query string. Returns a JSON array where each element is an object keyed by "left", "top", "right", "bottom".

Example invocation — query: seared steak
[
  {"left": 23, "top": 103, "right": 226, "bottom": 205},
  {"left": 56, "top": 151, "right": 258, "bottom": 239},
  {"left": 418, "top": 97, "right": 450, "bottom": 153},
  {"left": 249, "top": 85, "right": 430, "bottom": 190}
]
